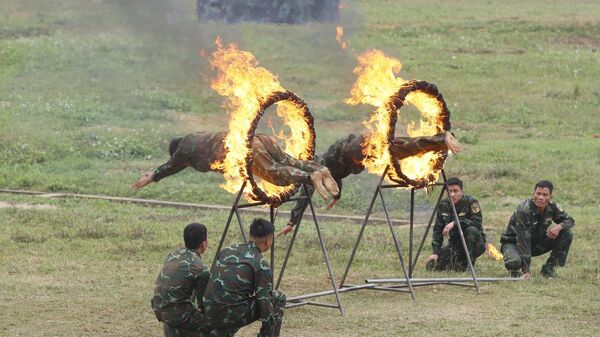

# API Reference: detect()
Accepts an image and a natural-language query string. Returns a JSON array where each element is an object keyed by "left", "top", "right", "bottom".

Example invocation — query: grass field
[{"left": 1, "top": 0, "right": 599, "bottom": 336}]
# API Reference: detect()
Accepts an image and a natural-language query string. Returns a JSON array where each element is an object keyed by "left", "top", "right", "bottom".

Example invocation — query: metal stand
[
  {"left": 213, "top": 182, "right": 344, "bottom": 315},
  {"left": 340, "top": 168, "right": 487, "bottom": 298}
]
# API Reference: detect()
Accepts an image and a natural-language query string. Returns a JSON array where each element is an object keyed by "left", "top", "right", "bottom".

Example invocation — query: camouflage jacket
[
  {"left": 501, "top": 199, "right": 574, "bottom": 269},
  {"left": 203, "top": 242, "right": 278, "bottom": 331},
  {"left": 151, "top": 247, "right": 210, "bottom": 325},
  {"left": 289, "top": 133, "right": 448, "bottom": 226},
  {"left": 432, "top": 195, "right": 483, "bottom": 254},
  {"left": 152, "top": 131, "right": 227, "bottom": 182}
]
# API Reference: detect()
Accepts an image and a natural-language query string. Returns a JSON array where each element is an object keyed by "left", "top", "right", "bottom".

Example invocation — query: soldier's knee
[
  {"left": 559, "top": 230, "right": 573, "bottom": 243},
  {"left": 503, "top": 255, "right": 522, "bottom": 271}
]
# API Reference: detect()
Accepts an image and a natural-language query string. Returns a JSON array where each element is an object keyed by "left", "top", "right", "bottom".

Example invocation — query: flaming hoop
[
  {"left": 385, "top": 80, "right": 450, "bottom": 188},
  {"left": 346, "top": 50, "right": 451, "bottom": 189},
  {"left": 209, "top": 39, "right": 315, "bottom": 206}
]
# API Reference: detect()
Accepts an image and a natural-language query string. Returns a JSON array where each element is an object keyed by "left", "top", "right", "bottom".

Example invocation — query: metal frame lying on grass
[{"left": 213, "top": 181, "right": 344, "bottom": 315}]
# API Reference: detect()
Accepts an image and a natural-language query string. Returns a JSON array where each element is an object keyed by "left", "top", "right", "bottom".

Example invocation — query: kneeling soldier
[
  {"left": 203, "top": 218, "right": 285, "bottom": 337},
  {"left": 152, "top": 223, "right": 212, "bottom": 337}
]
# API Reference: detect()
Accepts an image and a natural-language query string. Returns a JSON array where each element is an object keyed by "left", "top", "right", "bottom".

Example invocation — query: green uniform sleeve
[
  {"left": 288, "top": 185, "right": 311, "bottom": 227},
  {"left": 512, "top": 210, "right": 532, "bottom": 273},
  {"left": 195, "top": 264, "right": 211, "bottom": 311},
  {"left": 552, "top": 205, "right": 575, "bottom": 231},
  {"left": 255, "top": 259, "right": 277, "bottom": 334},
  {"left": 432, "top": 204, "right": 445, "bottom": 254},
  {"left": 152, "top": 146, "right": 191, "bottom": 182}
]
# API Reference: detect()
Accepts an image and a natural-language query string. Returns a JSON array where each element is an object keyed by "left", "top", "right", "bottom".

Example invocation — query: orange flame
[
  {"left": 346, "top": 50, "right": 445, "bottom": 185},
  {"left": 486, "top": 242, "right": 504, "bottom": 261},
  {"left": 336, "top": 25, "right": 349, "bottom": 50},
  {"left": 208, "top": 38, "right": 313, "bottom": 202}
]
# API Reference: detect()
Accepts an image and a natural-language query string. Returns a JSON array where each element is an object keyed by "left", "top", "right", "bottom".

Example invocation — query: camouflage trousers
[
  {"left": 252, "top": 135, "right": 324, "bottom": 186},
  {"left": 152, "top": 301, "right": 212, "bottom": 337},
  {"left": 501, "top": 230, "right": 573, "bottom": 271},
  {"left": 433, "top": 227, "right": 486, "bottom": 272},
  {"left": 205, "top": 290, "right": 286, "bottom": 337}
]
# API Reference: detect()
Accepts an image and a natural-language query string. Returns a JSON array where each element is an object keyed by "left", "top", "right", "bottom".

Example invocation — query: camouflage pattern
[
  {"left": 196, "top": 0, "right": 339, "bottom": 24},
  {"left": 152, "top": 248, "right": 212, "bottom": 337},
  {"left": 152, "top": 132, "right": 323, "bottom": 187},
  {"left": 203, "top": 242, "right": 285, "bottom": 337},
  {"left": 430, "top": 195, "right": 486, "bottom": 271},
  {"left": 500, "top": 199, "right": 574, "bottom": 273},
  {"left": 288, "top": 133, "right": 449, "bottom": 226}
]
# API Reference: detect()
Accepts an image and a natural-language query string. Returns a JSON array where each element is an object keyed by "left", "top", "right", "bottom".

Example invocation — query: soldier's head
[
  {"left": 184, "top": 223, "right": 208, "bottom": 254},
  {"left": 533, "top": 180, "right": 553, "bottom": 210},
  {"left": 447, "top": 177, "right": 464, "bottom": 205},
  {"left": 249, "top": 218, "right": 275, "bottom": 252},
  {"left": 169, "top": 137, "right": 183, "bottom": 157}
]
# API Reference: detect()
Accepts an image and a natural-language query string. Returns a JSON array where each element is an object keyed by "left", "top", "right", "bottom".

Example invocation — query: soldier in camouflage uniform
[
  {"left": 131, "top": 131, "right": 339, "bottom": 200},
  {"left": 278, "top": 131, "right": 463, "bottom": 236},
  {"left": 203, "top": 218, "right": 285, "bottom": 337},
  {"left": 500, "top": 180, "right": 574, "bottom": 278},
  {"left": 152, "top": 223, "right": 212, "bottom": 337},
  {"left": 424, "top": 177, "right": 486, "bottom": 272}
]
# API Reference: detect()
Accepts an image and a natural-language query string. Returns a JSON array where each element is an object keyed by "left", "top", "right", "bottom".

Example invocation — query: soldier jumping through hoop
[{"left": 131, "top": 131, "right": 339, "bottom": 201}]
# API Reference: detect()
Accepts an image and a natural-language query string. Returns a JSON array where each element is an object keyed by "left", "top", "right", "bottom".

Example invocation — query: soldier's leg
[
  {"left": 463, "top": 227, "right": 486, "bottom": 261},
  {"left": 433, "top": 246, "right": 453, "bottom": 271},
  {"left": 391, "top": 133, "right": 447, "bottom": 160},
  {"left": 163, "top": 323, "right": 181, "bottom": 337},
  {"left": 501, "top": 243, "right": 524, "bottom": 274},
  {"left": 257, "top": 290, "right": 286, "bottom": 337},
  {"left": 532, "top": 230, "right": 573, "bottom": 267}
]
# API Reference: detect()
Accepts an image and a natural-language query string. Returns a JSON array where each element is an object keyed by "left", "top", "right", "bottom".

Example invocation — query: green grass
[{"left": 1, "top": 0, "right": 599, "bottom": 336}]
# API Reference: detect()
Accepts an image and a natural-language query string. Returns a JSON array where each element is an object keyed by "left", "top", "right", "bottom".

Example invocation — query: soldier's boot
[
  {"left": 541, "top": 263, "right": 557, "bottom": 278},
  {"left": 309, "top": 171, "right": 328, "bottom": 200}
]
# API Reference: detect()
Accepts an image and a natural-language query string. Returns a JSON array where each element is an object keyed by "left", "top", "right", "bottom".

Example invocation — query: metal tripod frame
[
  {"left": 340, "top": 167, "right": 483, "bottom": 298},
  {"left": 213, "top": 181, "right": 344, "bottom": 315}
]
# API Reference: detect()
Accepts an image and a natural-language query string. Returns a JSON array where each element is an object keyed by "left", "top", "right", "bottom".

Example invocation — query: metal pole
[
  {"left": 340, "top": 167, "right": 389, "bottom": 286},
  {"left": 410, "top": 186, "right": 446, "bottom": 272},
  {"left": 234, "top": 209, "right": 247, "bottom": 243},
  {"left": 409, "top": 188, "right": 415, "bottom": 277},
  {"left": 367, "top": 277, "right": 522, "bottom": 283},
  {"left": 441, "top": 170, "right": 480, "bottom": 293},
  {"left": 307, "top": 186, "right": 344, "bottom": 315},
  {"left": 276, "top": 214, "right": 302, "bottom": 290},
  {"left": 270, "top": 206, "right": 275, "bottom": 273},
  {"left": 378, "top": 188, "right": 416, "bottom": 301},
  {"left": 213, "top": 181, "right": 247, "bottom": 267}
]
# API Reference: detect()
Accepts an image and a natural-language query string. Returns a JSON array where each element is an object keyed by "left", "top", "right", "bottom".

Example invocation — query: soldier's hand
[
  {"left": 442, "top": 222, "right": 455, "bottom": 236},
  {"left": 522, "top": 272, "right": 531, "bottom": 279},
  {"left": 326, "top": 198, "right": 338, "bottom": 210},
  {"left": 546, "top": 224, "right": 562, "bottom": 239},
  {"left": 277, "top": 225, "right": 294, "bottom": 237},
  {"left": 425, "top": 254, "right": 438, "bottom": 263},
  {"left": 131, "top": 171, "right": 154, "bottom": 190}
]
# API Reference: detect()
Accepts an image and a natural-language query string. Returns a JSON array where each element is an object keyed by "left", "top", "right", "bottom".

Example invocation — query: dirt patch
[
  {"left": 554, "top": 35, "right": 600, "bottom": 49},
  {"left": 0, "top": 201, "right": 57, "bottom": 210}
]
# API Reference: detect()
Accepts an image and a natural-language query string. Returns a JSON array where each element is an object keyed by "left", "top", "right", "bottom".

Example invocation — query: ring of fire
[
  {"left": 245, "top": 90, "right": 315, "bottom": 206},
  {"left": 384, "top": 80, "right": 451, "bottom": 189}
]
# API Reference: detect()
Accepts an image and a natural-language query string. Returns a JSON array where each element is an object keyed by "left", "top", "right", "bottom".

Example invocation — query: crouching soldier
[
  {"left": 152, "top": 223, "right": 212, "bottom": 337},
  {"left": 501, "top": 180, "right": 574, "bottom": 278},
  {"left": 203, "top": 218, "right": 285, "bottom": 337}
]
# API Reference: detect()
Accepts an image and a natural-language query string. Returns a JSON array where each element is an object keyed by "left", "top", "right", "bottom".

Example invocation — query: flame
[
  {"left": 486, "top": 242, "right": 504, "bottom": 261},
  {"left": 208, "top": 38, "right": 313, "bottom": 202},
  {"left": 346, "top": 50, "right": 446, "bottom": 186},
  {"left": 336, "top": 25, "right": 349, "bottom": 50}
]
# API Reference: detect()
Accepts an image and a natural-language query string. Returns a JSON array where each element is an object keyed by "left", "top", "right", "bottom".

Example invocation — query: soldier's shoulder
[
  {"left": 464, "top": 195, "right": 479, "bottom": 203},
  {"left": 515, "top": 199, "right": 532, "bottom": 213},
  {"left": 548, "top": 201, "right": 566, "bottom": 213}
]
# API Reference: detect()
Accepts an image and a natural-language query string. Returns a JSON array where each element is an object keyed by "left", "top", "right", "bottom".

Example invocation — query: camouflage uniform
[
  {"left": 152, "top": 132, "right": 323, "bottom": 187},
  {"left": 288, "top": 133, "right": 448, "bottom": 226},
  {"left": 500, "top": 199, "right": 574, "bottom": 273},
  {"left": 152, "top": 248, "right": 212, "bottom": 337},
  {"left": 430, "top": 195, "right": 486, "bottom": 271},
  {"left": 202, "top": 242, "right": 285, "bottom": 337}
]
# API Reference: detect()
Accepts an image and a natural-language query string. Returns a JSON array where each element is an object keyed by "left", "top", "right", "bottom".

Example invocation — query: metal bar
[
  {"left": 409, "top": 188, "right": 415, "bottom": 277},
  {"left": 307, "top": 186, "right": 344, "bottom": 315},
  {"left": 270, "top": 206, "right": 275, "bottom": 273},
  {"left": 234, "top": 209, "right": 247, "bottom": 243},
  {"left": 286, "top": 284, "right": 375, "bottom": 302},
  {"left": 367, "top": 277, "right": 521, "bottom": 283},
  {"left": 285, "top": 301, "right": 308, "bottom": 309},
  {"left": 213, "top": 181, "right": 247, "bottom": 267},
  {"left": 236, "top": 201, "right": 265, "bottom": 209},
  {"left": 410, "top": 186, "right": 446, "bottom": 273},
  {"left": 441, "top": 170, "right": 480, "bottom": 293},
  {"left": 340, "top": 168, "right": 388, "bottom": 286},
  {"left": 275, "top": 216, "right": 301, "bottom": 290},
  {"left": 300, "top": 301, "right": 341, "bottom": 309},
  {"left": 378, "top": 187, "right": 415, "bottom": 301}
]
